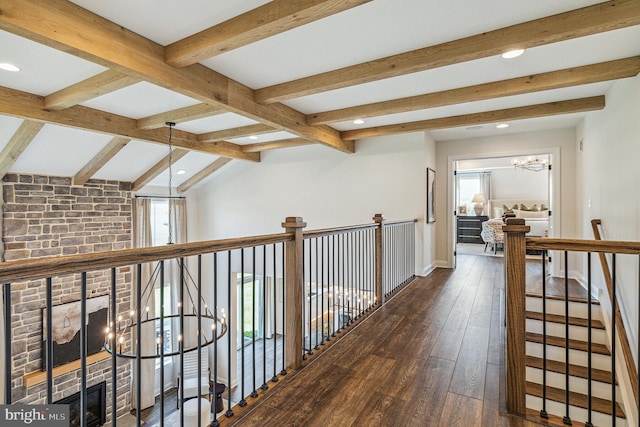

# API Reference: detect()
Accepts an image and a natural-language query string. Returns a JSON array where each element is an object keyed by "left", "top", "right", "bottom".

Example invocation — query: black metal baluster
[
  {"left": 348, "top": 232, "right": 352, "bottom": 325},
  {"left": 612, "top": 253, "right": 617, "bottom": 426},
  {"left": 196, "top": 256, "right": 203, "bottom": 427},
  {"left": 262, "top": 245, "right": 268, "bottom": 391},
  {"left": 315, "top": 238, "right": 320, "bottom": 349},
  {"left": 307, "top": 238, "right": 313, "bottom": 355},
  {"left": 321, "top": 236, "right": 325, "bottom": 345},
  {"left": 110, "top": 269, "right": 117, "bottom": 427},
  {"left": 225, "top": 252, "right": 234, "bottom": 418},
  {"left": 4, "top": 283, "right": 11, "bottom": 405},
  {"left": 280, "top": 242, "right": 287, "bottom": 376},
  {"left": 563, "top": 251, "right": 571, "bottom": 426},
  {"left": 81, "top": 272, "right": 88, "bottom": 427},
  {"left": 586, "top": 253, "right": 593, "bottom": 427},
  {"left": 330, "top": 234, "right": 335, "bottom": 339},
  {"left": 240, "top": 249, "right": 247, "bottom": 407},
  {"left": 179, "top": 259, "right": 185, "bottom": 427},
  {"left": 46, "top": 277, "right": 53, "bottom": 404},
  {"left": 541, "top": 251, "right": 548, "bottom": 419},
  {"left": 272, "top": 244, "right": 278, "bottom": 383},
  {"left": 251, "top": 247, "right": 258, "bottom": 399},
  {"left": 212, "top": 253, "right": 219, "bottom": 427}
]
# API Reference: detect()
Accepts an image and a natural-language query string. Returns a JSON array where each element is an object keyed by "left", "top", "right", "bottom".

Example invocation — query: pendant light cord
[{"left": 167, "top": 122, "right": 175, "bottom": 245}]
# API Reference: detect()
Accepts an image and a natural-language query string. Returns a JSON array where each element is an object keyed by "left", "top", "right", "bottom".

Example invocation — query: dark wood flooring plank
[
  {"left": 437, "top": 392, "right": 483, "bottom": 427},
  {"left": 450, "top": 325, "right": 490, "bottom": 399},
  {"left": 403, "top": 356, "right": 456, "bottom": 426},
  {"left": 482, "top": 363, "right": 511, "bottom": 427},
  {"left": 487, "top": 288, "right": 504, "bottom": 365}
]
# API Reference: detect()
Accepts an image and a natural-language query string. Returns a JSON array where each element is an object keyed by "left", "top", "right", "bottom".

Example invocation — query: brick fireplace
[{"left": 2, "top": 173, "right": 133, "bottom": 423}]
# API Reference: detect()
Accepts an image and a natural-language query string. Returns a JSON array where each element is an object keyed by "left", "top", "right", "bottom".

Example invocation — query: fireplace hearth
[{"left": 55, "top": 381, "right": 106, "bottom": 427}]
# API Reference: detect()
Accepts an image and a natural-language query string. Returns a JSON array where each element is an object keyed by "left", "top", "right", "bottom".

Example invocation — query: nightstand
[{"left": 457, "top": 215, "right": 488, "bottom": 243}]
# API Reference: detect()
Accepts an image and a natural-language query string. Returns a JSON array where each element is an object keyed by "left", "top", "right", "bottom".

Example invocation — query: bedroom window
[{"left": 456, "top": 171, "right": 491, "bottom": 215}]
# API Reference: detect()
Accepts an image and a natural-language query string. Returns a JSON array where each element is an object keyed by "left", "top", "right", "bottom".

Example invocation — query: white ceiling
[{"left": 0, "top": 0, "right": 638, "bottom": 191}]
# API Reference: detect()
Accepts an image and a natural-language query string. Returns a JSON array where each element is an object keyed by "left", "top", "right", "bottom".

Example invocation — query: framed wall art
[
  {"left": 42, "top": 295, "right": 109, "bottom": 369},
  {"left": 426, "top": 168, "right": 436, "bottom": 223}
]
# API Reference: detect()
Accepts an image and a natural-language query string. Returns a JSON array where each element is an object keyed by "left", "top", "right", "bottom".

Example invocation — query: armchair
[{"left": 480, "top": 219, "right": 505, "bottom": 254}]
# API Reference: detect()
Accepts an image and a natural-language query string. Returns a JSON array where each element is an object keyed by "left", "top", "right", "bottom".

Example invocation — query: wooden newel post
[
  {"left": 282, "top": 216, "right": 306, "bottom": 371},
  {"left": 373, "top": 214, "right": 385, "bottom": 305},
  {"left": 503, "top": 218, "right": 529, "bottom": 416}
]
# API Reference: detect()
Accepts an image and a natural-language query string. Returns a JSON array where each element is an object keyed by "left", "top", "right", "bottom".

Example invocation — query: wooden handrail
[
  {"left": 0, "top": 232, "right": 294, "bottom": 283},
  {"left": 303, "top": 223, "right": 378, "bottom": 239},
  {"left": 526, "top": 237, "right": 640, "bottom": 254},
  {"left": 590, "top": 219, "right": 639, "bottom": 408}
]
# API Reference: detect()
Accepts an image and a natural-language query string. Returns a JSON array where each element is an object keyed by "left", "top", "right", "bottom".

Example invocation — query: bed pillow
[
  {"left": 519, "top": 203, "right": 540, "bottom": 211},
  {"left": 513, "top": 209, "right": 548, "bottom": 219},
  {"left": 502, "top": 204, "right": 518, "bottom": 213}
]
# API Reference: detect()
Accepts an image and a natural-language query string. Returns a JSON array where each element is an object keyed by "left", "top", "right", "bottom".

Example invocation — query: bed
[{"left": 487, "top": 199, "right": 549, "bottom": 237}]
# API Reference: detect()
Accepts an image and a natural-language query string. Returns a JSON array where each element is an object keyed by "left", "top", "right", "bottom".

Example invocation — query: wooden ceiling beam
[
  {"left": 44, "top": 70, "right": 139, "bottom": 111},
  {"left": 242, "top": 138, "right": 314, "bottom": 153},
  {"left": 131, "top": 149, "right": 189, "bottom": 192},
  {"left": 198, "top": 124, "right": 275, "bottom": 143},
  {"left": 137, "top": 103, "right": 226, "bottom": 130},
  {"left": 0, "top": 120, "right": 44, "bottom": 177},
  {"left": 257, "top": 0, "right": 640, "bottom": 104},
  {"left": 341, "top": 96, "right": 605, "bottom": 140},
  {"left": 308, "top": 57, "right": 640, "bottom": 125},
  {"left": 73, "top": 136, "right": 130, "bottom": 185},
  {"left": 177, "top": 158, "right": 233, "bottom": 193},
  {"left": 0, "top": 0, "right": 352, "bottom": 154},
  {"left": 0, "top": 85, "right": 260, "bottom": 162},
  {"left": 165, "top": 0, "right": 372, "bottom": 67}
]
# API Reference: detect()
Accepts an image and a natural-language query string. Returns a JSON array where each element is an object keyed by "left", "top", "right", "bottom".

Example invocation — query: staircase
[{"left": 524, "top": 293, "right": 627, "bottom": 426}]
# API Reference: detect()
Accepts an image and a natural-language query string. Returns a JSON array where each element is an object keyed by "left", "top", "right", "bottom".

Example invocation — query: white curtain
[
  {"left": 479, "top": 171, "right": 492, "bottom": 202},
  {"left": 131, "top": 198, "right": 156, "bottom": 410}
]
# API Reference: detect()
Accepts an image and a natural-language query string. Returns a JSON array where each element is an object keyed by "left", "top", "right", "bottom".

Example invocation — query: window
[
  {"left": 150, "top": 199, "right": 172, "bottom": 367},
  {"left": 457, "top": 173, "right": 481, "bottom": 213}
]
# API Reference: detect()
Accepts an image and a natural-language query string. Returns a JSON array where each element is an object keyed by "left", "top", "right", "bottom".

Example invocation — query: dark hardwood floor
[{"left": 217, "top": 254, "right": 580, "bottom": 426}]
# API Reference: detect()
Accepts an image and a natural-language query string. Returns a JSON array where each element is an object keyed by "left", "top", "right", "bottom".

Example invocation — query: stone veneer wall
[{"left": 2, "top": 174, "right": 133, "bottom": 422}]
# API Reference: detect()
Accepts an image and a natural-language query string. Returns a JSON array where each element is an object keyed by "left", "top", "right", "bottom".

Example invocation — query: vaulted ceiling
[{"left": 0, "top": 0, "right": 638, "bottom": 192}]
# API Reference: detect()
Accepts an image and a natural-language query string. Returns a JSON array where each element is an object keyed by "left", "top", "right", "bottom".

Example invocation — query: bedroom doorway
[{"left": 453, "top": 154, "right": 552, "bottom": 260}]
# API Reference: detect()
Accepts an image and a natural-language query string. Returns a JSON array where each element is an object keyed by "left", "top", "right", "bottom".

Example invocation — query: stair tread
[
  {"left": 525, "top": 408, "right": 589, "bottom": 427},
  {"left": 527, "top": 292, "right": 600, "bottom": 305},
  {"left": 526, "top": 381, "right": 625, "bottom": 418},
  {"left": 526, "top": 311, "right": 605, "bottom": 330},
  {"left": 526, "top": 332, "right": 610, "bottom": 355},
  {"left": 526, "top": 355, "right": 616, "bottom": 385}
]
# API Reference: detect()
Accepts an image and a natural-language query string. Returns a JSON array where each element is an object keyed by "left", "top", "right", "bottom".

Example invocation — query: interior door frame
[{"left": 446, "top": 147, "right": 561, "bottom": 277}]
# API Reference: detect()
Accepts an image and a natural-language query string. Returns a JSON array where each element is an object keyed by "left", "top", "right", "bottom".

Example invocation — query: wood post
[
  {"left": 373, "top": 214, "right": 385, "bottom": 305},
  {"left": 502, "top": 218, "right": 529, "bottom": 416},
  {"left": 282, "top": 217, "right": 306, "bottom": 371}
]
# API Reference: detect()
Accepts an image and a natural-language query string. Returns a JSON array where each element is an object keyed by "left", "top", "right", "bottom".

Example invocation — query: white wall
[
  {"left": 190, "top": 132, "right": 436, "bottom": 275},
  {"left": 491, "top": 167, "right": 548, "bottom": 200},
  {"left": 435, "top": 128, "right": 577, "bottom": 267},
  {"left": 577, "top": 74, "right": 640, "bottom": 382}
]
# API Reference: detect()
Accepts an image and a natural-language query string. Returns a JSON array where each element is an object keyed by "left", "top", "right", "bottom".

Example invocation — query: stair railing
[
  {"left": 592, "top": 219, "right": 639, "bottom": 410},
  {"left": 504, "top": 217, "right": 640, "bottom": 426}
]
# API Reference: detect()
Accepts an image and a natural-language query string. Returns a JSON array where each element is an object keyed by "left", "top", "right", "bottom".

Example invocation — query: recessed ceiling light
[
  {"left": 496, "top": 123, "right": 510, "bottom": 129},
  {"left": 353, "top": 119, "right": 365, "bottom": 125},
  {"left": 466, "top": 125, "right": 483, "bottom": 131},
  {"left": 501, "top": 49, "right": 525, "bottom": 59},
  {"left": 249, "top": 135, "right": 258, "bottom": 140},
  {"left": 176, "top": 169, "right": 186, "bottom": 175},
  {"left": 0, "top": 63, "right": 20, "bottom": 72}
]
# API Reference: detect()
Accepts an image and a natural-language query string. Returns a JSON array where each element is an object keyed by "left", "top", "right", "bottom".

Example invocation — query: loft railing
[
  {"left": 503, "top": 218, "right": 640, "bottom": 426},
  {"left": 0, "top": 214, "right": 417, "bottom": 427}
]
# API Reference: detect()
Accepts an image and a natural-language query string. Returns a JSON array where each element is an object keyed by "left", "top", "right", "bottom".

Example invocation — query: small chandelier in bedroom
[{"left": 511, "top": 156, "right": 548, "bottom": 172}]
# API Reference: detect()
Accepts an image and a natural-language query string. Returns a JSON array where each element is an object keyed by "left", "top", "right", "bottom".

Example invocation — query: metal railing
[{"left": 1, "top": 214, "right": 417, "bottom": 427}]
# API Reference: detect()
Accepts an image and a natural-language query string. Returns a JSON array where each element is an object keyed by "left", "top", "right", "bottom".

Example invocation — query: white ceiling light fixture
[
  {"left": 501, "top": 49, "right": 525, "bottom": 59},
  {"left": 511, "top": 156, "right": 548, "bottom": 172},
  {"left": 353, "top": 119, "right": 365, "bottom": 125},
  {"left": 496, "top": 123, "right": 509, "bottom": 129},
  {"left": 0, "top": 63, "right": 20, "bottom": 72},
  {"left": 176, "top": 169, "right": 186, "bottom": 175},
  {"left": 249, "top": 135, "right": 259, "bottom": 140}
]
